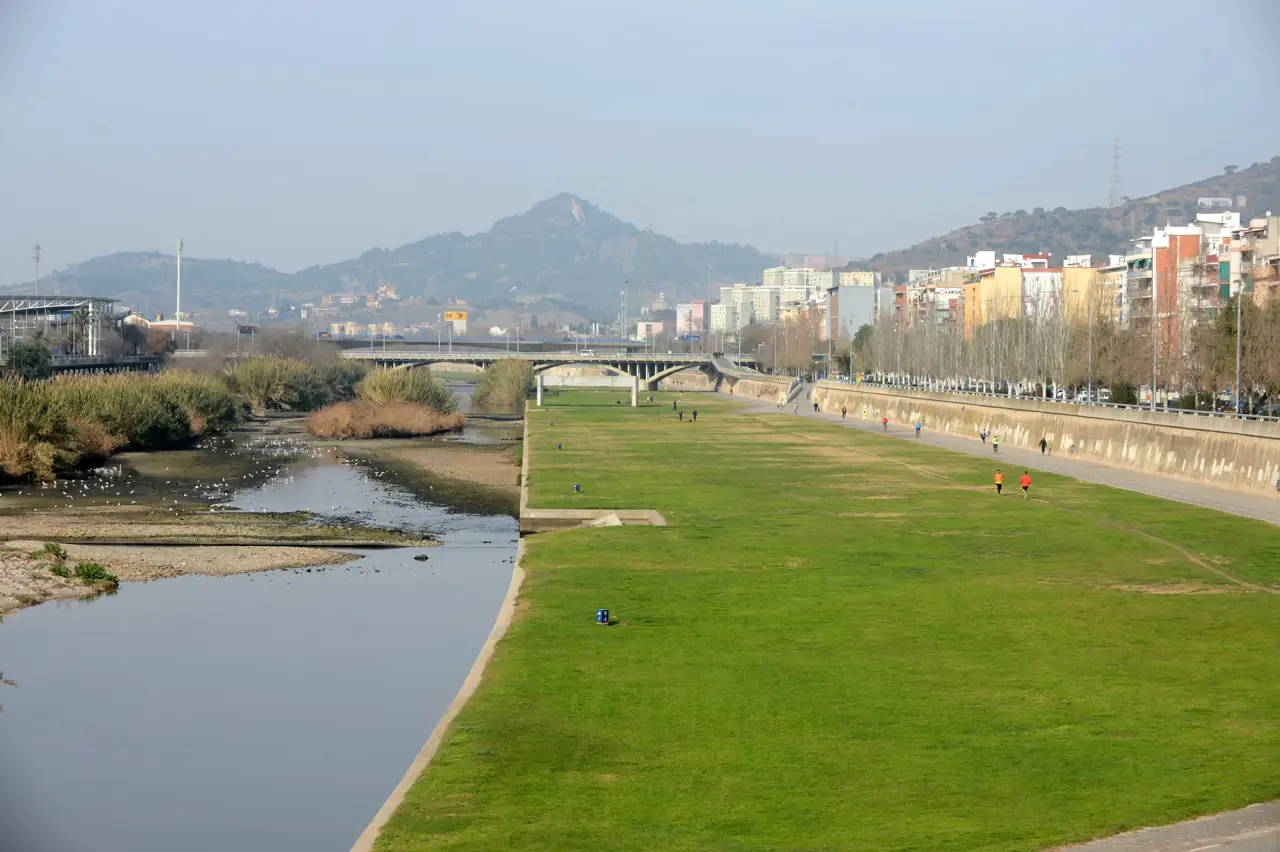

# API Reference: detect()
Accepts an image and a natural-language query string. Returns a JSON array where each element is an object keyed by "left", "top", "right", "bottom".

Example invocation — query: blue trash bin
[
  {"left": 596, "top": 608, "right": 609, "bottom": 625},
  {"left": 573, "top": 483, "right": 581, "bottom": 493}
]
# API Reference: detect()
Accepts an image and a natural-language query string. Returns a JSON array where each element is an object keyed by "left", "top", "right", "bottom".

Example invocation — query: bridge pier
[
  {"left": 632, "top": 375, "right": 639, "bottom": 408},
  {"left": 536, "top": 373, "right": 544, "bottom": 407}
]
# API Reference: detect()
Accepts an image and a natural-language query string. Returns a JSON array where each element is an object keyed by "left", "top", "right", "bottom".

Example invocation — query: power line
[{"left": 1109, "top": 138, "right": 1123, "bottom": 208}]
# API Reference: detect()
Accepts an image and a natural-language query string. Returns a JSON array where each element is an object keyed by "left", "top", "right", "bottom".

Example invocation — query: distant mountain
[
  {"left": 857, "top": 156, "right": 1280, "bottom": 278},
  {"left": 37, "top": 194, "right": 778, "bottom": 316}
]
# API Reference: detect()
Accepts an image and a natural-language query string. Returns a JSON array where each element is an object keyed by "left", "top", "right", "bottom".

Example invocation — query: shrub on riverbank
[
  {"left": 224, "top": 356, "right": 368, "bottom": 413},
  {"left": 473, "top": 359, "right": 534, "bottom": 411},
  {"left": 51, "top": 374, "right": 193, "bottom": 451},
  {"left": 356, "top": 368, "right": 457, "bottom": 412},
  {"left": 306, "top": 401, "right": 465, "bottom": 439},
  {"left": 0, "top": 381, "right": 76, "bottom": 480},
  {"left": 0, "top": 371, "right": 249, "bottom": 481}
]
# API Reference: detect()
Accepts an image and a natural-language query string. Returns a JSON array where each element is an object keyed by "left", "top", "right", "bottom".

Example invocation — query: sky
[{"left": 2, "top": 0, "right": 1279, "bottom": 287}]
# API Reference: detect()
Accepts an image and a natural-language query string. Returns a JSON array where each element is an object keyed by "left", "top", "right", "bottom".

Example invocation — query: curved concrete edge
[
  {"left": 349, "top": 539, "right": 528, "bottom": 852},
  {"left": 1050, "top": 800, "right": 1280, "bottom": 851}
]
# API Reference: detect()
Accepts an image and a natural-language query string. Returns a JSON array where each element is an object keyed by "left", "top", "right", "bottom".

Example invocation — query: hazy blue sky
[{"left": 2, "top": 0, "right": 1278, "bottom": 286}]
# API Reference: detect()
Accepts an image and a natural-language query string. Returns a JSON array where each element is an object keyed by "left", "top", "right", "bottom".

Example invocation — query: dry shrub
[
  {"left": 307, "top": 401, "right": 465, "bottom": 439},
  {"left": 0, "top": 380, "right": 76, "bottom": 480},
  {"left": 69, "top": 419, "right": 121, "bottom": 463}
]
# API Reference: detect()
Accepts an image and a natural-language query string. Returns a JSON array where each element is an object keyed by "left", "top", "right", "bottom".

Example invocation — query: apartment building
[{"left": 1237, "top": 214, "right": 1280, "bottom": 304}]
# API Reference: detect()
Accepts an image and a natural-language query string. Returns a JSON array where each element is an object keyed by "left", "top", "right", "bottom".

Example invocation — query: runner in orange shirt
[
  {"left": 1020, "top": 471, "right": 1032, "bottom": 499},
  {"left": 994, "top": 469, "right": 1004, "bottom": 495}
]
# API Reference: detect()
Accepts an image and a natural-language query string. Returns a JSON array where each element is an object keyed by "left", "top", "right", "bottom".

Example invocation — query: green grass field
[{"left": 378, "top": 391, "right": 1280, "bottom": 852}]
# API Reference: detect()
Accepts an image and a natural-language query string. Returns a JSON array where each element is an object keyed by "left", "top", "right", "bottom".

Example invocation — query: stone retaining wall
[{"left": 811, "top": 382, "right": 1280, "bottom": 497}]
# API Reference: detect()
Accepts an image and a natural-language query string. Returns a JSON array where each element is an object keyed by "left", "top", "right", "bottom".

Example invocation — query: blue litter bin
[
  {"left": 573, "top": 483, "right": 581, "bottom": 493},
  {"left": 557, "top": 443, "right": 562, "bottom": 450},
  {"left": 596, "top": 608, "right": 609, "bottom": 625}
]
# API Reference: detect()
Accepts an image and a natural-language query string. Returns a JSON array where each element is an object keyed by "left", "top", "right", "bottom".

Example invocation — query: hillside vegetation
[
  {"left": 39, "top": 194, "right": 776, "bottom": 314},
  {"left": 860, "top": 157, "right": 1280, "bottom": 276}
]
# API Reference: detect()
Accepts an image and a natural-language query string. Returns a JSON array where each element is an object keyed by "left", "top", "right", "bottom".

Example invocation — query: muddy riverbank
[{"left": 0, "top": 414, "right": 520, "bottom": 614}]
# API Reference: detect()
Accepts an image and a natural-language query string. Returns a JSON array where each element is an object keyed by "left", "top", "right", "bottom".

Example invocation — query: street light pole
[
  {"left": 1150, "top": 234, "right": 1160, "bottom": 411},
  {"left": 33, "top": 244, "right": 41, "bottom": 297},
  {"left": 1235, "top": 280, "right": 1243, "bottom": 415},
  {"left": 1087, "top": 275, "right": 1093, "bottom": 403},
  {"left": 175, "top": 238, "right": 183, "bottom": 343}
]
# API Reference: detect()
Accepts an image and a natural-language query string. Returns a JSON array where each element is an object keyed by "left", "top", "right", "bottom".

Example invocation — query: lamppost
[
  {"left": 1235, "top": 269, "right": 1246, "bottom": 416},
  {"left": 174, "top": 238, "right": 183, "bottom": 343},
  {"left": 1150, "top": 230, "right": 1167, "bottom": 411},
  {"left": 1086, "top": 274, "right": 1094, "bottom": 404}
]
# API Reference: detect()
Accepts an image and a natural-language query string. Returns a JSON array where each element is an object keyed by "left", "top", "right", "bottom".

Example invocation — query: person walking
[
  {"left": 678, "top": 410, "right": 684, "bottom": 421},
  {"left": 994, "top": 469, "right": 1004, "bottom": 495},
  {"left": 794, "top": 402, "right": 800, "bottom": 414},
  {"left": 1020, "top": 470, "right": 1032, "bottom": 499},
  {"left": 914, "top": 420, "right": 922, "bottom": 438},
  {"left": 841, "top": 406, "right": 847, "bottom": 419},
  {"left": 992, "top": 434, "right": 1000, "bottom": 453},
  {"left": 692, "top": 409, "right": 698, "bottom": 422},
  {"left": 881, "top": 416, "right": 889, "bottom": 431},
  {"left": 980, "top": 429, "right": 987, "bottom": 444},
  {"left": 1039, "top": 437, "right": 1047, "bottom": 455},
  {"left": 862, "top": 409, "right": 868, "bottom": 422},
  {"left": 672, "top": 400, "right": 678, "bottom": 412},
  {"left": 813, "top": 401, "right": 819, "bottom": 413}
]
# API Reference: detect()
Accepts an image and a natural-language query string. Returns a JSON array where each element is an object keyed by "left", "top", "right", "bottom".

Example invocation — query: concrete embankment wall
[
  {"left": 658, "top": 371, "right": 715, "bottom": 392},
  {"left": 718, "top": 374, "right": 793, "bottom": 405},
  {"left": 810, "top": 381, "right": 1280, "bottom": 497}
]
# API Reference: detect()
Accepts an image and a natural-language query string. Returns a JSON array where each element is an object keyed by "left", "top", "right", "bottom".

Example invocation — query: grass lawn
[{"left": 377, "top": 391, "right": 1280, "bottom": 852}]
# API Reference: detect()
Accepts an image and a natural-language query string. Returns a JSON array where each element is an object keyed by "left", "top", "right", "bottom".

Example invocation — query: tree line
[{"left": 843, "top": 296, "right": 1280, "bottom": 410}]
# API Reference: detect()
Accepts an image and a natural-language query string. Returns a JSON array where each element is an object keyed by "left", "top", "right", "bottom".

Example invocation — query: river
[{"left": 0, "top": 417, "right": 518, "bottom": 852}]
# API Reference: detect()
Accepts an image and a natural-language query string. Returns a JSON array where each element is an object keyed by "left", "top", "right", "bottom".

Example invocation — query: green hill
[
  {"left": 37, "top": 194, "right": 777, "bottom": 316},
  {"left": 859, "top": 156, "right": 1280, "bottom": 277}
]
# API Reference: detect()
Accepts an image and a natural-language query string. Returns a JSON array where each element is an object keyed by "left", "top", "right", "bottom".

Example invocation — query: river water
[{"left": 0, "top": 434, "right": 518, "bottom": 852}]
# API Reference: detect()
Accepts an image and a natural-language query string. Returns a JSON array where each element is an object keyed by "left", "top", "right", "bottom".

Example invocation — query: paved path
[
  {"left": 742, "top": 396, "right": 1280, "bottom": 526},
  {"left": 1053, "top": 801, "right": 1280, "bottom": 852}
]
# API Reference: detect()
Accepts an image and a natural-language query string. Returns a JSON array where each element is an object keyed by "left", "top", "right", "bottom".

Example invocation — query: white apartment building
[
  {"left": 839, "top": 270, "right": 879, "bottom": 287},
  {"left": 710, "top": 304, "right": 740, "bottom": 334},
  {"left": 720, "top": 283, "right": 781, "bottom": 323}
]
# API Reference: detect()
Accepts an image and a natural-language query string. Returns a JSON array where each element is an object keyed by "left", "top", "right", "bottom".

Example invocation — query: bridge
[{"left": 338, "top": 350, "right": 761, "bottom": 390}]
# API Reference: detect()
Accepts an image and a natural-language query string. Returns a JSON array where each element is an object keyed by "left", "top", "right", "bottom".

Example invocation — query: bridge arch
[
  {"left": 532, "top": 361, "right": 630, "bottom": 377},
  {"left": 645, "top": 362, "right": 716, "bottom": 390}
]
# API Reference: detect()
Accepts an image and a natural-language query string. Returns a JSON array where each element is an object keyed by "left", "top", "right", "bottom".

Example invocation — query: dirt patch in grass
[{"left": 1109, "top": 582, "right": 1242, "bottom": 596}]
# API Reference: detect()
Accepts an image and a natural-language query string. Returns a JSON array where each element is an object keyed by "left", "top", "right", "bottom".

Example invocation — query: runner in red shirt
[
  {"left": 881, "top": 416, "right": 888, "bottom": 431},
  {"left": 1020, "top": 471, "right": 1032, "bottom": 499}
]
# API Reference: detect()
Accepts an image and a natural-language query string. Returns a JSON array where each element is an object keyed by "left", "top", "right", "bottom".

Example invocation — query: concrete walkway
[
  {"left": 745, "top": 397, "right": 1280, "bottom": 527},
  {"left": 1053, "top": 801, "right": 1280, "bottom": 852}
]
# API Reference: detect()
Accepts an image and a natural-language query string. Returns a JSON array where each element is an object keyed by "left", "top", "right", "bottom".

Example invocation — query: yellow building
[
  {"left": 963, "top": 278, "right": 983, "bottom": 338},
  {"left": 1061, "top": 267, "right": 1101, "bottom": 324},
  {"left": 972, "top": 266, "right": 1022, "bottom": 324}
]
